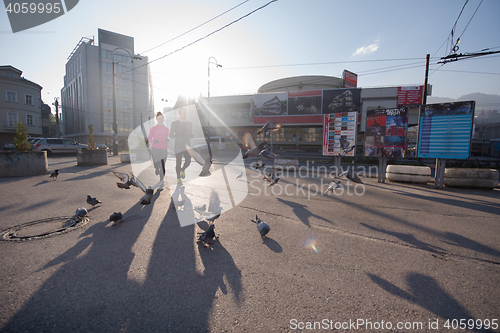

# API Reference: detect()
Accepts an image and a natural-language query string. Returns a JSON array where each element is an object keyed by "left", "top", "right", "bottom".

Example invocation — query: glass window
[
  {"left": 6, "top": 71, "right": 15, "bottom": 78},
  {"left": 7, "top": 112, "right": 18, "bottom": 127},
  {"left": 26, "top": 114, "right": 34, "bottom": 126},
  {"left": 6, "top": 91, "right": 17, "bottom": 102},
  {"left": 25, "top": 94, "right": 33, "bottom": 105}
]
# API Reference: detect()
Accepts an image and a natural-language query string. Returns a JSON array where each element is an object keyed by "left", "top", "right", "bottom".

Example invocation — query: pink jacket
[{"left": 148, "top": 124, "right": 169, "bottom": 149}]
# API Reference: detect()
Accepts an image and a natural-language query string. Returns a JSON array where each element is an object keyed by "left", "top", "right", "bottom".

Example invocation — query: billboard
[
  {"left": 322, "top": 89, "right": 361, "bottom": 114},
  {"left": 287, "top": 90, "right": 323, "bottom": 115},
  {"left": 254, "top": 93, "right": 288, "bottom": 116},
  {"left": 323, "top": 112, "right": 357, "bottom": 156},
  {"left": 365, "top": 107, "right": 408, "bottom": 158},
  {"left": 343, "top": 70, "right": 358, "bottom": 88},
  {"left": 417, "top": 101, "right": 475, "bottom": 159},
  {"left": 398, "top": 86, "right": 423, "bottom": 105}
]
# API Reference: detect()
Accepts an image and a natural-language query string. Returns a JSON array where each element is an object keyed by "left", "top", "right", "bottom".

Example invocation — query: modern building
[
  {"left": 0, "top": 65, "right": 44, "bottom": 146},
  {"left": 206, "top": 75, "right": 425, "bottom": 155},
  {"left": 61, "top": 29, "right": 153, "bottom": 150}
]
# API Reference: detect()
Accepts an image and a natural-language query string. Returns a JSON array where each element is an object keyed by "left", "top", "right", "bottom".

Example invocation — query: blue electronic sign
[{"left": 417, "top": 101, "right": 475, "bottom": 159}]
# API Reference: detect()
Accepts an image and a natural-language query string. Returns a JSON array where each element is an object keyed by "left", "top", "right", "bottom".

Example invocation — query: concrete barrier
[
  {"left": 0, "top": 151, "right": 47, "bottom": 177},
  {"left": 386, "top": 165, "right": 431, "bottom": 184},
  {"left": 444, "top": 168, "right": 498, "bottom": 189},
  {"left": 120, "top": 154, "right": 131, "bottom": 163},
  {"left": 76, "top": 149, "right": 108, "bottom": 166}
]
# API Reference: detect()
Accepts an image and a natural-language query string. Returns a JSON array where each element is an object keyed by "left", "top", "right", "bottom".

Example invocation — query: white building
[{"left": 61, "top": 29, "right": 153, "bottom": 149}]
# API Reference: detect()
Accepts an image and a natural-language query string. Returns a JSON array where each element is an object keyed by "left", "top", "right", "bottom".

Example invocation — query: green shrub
[{"left": 13, "top": 121, "right": 31, "bottom": 152}]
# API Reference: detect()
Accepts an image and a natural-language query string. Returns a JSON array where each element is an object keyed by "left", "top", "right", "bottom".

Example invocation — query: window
[
  {"left": 6, "top": 91, "right": 17, "bottom": 102},
  {"left": 7, "top": 112, "right": 19, "bottom": 127},
  {"left": 26, "top": 114, "right": 34, "bottom": 126},
  {"left": 25, "top": 94, "right": 33, "bottom": 105},
  {"left": 6, "top": 71, "right": 15, "bottom": 78},
  {"left": 39, "top": 116, "right": 42, "bottom": 127}
]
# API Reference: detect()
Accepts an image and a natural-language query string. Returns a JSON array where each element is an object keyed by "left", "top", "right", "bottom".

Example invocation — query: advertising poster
[
  {"left": 287, "top": 90, "right": 323, "bottom": 115},
  {"left": 323, "top": 112, "right": 357, "bottom": 156},
  {"left": 365, "top": 107, "right": 408, "bottom": 157},
  {"left": 322, "top": 88, "right": 361, "bottom": 114},
  {"left": 254, "top": 93, "right": 288, "bottom": 116},
  {"left": 398, "top": 86, "right": 423, "bottom": 105},
  {"left": 417, "top": 101, "right": 475, "bottom": 159}
]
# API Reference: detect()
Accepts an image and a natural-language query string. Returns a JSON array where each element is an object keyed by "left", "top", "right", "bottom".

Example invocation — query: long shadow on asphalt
[
  {"left": 370, "top": 183, "right": 500, "bottom": 216},
  {"left": 276, "top": 197, "right": 332, "bottom": 228},
  {"left": 321, "top": 183, "right": 500, "bottom": 260},
  {"left": 360, "top": 223, "right": 447, "bottom": 254},
  {"left": 1, "top": 189, "right": 164, "bottom": 332},
  {"left": 367, "top": 273, "right": 496, "bottom": 333}
]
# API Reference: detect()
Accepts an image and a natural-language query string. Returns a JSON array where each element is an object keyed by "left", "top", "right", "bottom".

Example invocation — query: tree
[
  {"left": 88, "top": 124, "right": 96, "bottom": 149},
  {"left": 13, "top": 121, "right": 31, "bottom": 152}
]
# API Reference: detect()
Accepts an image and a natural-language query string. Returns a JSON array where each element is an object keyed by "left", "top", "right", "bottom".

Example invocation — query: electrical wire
[
  {"left": 139, "top": 0, "right": 250, "bottom": 55},
  {"left": 125, "top": 0, "right": 278, "bottom": 75}
]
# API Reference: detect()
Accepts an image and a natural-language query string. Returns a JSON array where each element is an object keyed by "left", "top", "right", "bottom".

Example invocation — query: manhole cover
[{"left": 0, "top": 216, "right": 89, "bottom": 242}]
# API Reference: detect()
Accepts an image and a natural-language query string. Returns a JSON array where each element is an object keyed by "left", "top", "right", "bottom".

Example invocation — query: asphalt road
[{"left": 0, "top": 154, "right": 499, "bottom": 332}]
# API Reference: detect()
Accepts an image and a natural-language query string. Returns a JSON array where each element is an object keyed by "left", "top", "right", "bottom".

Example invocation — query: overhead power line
[
  {"left": 139, "top": 0, "right": 250, "bottom": 55},
  {"left": 127, "top": 0, "right": 278, "bottom": 75}
]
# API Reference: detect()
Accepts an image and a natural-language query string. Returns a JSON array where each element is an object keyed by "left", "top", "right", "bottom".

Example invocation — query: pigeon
[
  {"left": 236, "top": 172, "right": 243, "bottom": 179},
  {"left": 257, "top": 121, "right": 282, "bottom": 135},
  {"left": 257, "top": 148, "right": 278, "bottom": 159},
  {"left": 336, "top": 170, "right": 348, "bottom": 178},
  {"left": 75, "top": 207, "right": 88, "bottom": 219},
  {"left": 253, "top": 160, "right": 266, "bottom": 170},
  {"left": 127, "top": 176, "right": 162, "bottom": 205},
  {"left": 339, "top": 138, "right": 355, "bottom": 156},
  {"left": 140, "top": 189, "right": 154, "bottom": 205},
  {"left": 113, "top": 171, "right": 132, "bottom": 189},
  {"left": 185, "top": 144, "right": 213, "bottom": 177},
  {"left": 173, "top": 200, "right": 185, "bottom": 209},
  {"left": 251, "top": 215, "right": 270, "bottom": 237},
  {"left": 110, "top": 212, "right": 123, "bottom": 225},
  {"left": 49, "top": 169, "right": 59, "bottom": 180},
  {"left": 86, "top": 195, "right": 101, "bottom": 207},
  {"left": 242, "top": 132, "right": 268, "bottom": 159},
  {"left": 323, "top": 181, "right": 342, "bottom": 195},
  {"left": 197, "top": 224, "right": 217, "bottom": 247},
  {"left": 263, "top": 169, "right": 280, "bottom": 187}
]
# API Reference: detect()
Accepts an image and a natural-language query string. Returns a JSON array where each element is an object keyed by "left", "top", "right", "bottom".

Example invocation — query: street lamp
[
  {"left": 207, "top": 56, "right": 222, "bottom": 129},
  {"left": 112, "top": 47, "right": 142, "bottom": 156}
]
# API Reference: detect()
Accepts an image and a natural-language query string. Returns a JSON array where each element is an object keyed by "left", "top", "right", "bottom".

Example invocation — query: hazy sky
[{"left": 2, "top": 0, "right": 499, "bottom": 112}]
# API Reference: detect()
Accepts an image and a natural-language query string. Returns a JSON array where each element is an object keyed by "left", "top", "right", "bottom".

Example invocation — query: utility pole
[{"left": 53, "top": 97, "right": 60, "bottom": 138}]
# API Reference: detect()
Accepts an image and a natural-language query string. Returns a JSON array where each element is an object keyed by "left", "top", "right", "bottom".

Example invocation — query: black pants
[
  {"left": 175, "top": 150, "right": 191, "bottom": 178},
  {"left": 151, "top": 148, "right": 168, "bottom": 181}
]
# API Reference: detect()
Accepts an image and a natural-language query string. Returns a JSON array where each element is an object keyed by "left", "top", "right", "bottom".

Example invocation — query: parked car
[
  {"left": 3, "top": 142, "right": 15, "bottom": 150},
  {"left": 32, "top": 138, "right": 88, "bottom": 155},
  {"left": 96, "top": 143, "right": 109, "bottom": 151}
]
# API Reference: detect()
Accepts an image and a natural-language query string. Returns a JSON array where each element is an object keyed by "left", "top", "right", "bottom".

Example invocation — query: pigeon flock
[{"left": 46, "top": 122, "right": 364, "bottom": 245}]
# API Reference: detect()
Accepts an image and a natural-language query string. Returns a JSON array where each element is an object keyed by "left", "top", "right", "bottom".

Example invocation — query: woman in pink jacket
[{"left": 148, "top": 112, "right": 169, "bottom": 189}]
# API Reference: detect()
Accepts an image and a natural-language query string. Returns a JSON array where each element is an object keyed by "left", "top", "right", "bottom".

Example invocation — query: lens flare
[{"left": 303, "top": 237, "right": 319, "bottom": 253}]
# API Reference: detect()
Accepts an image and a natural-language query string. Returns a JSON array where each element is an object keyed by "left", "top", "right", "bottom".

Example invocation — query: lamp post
[
  {"left": 112, "top": 47, "right": 142, "bottom": 156},
  {"left": 207, "top": 56, "right": 222, "bottom": 133}
]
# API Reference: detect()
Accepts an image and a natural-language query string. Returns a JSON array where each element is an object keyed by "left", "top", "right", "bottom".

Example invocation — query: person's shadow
[
  {"left": 367, "top": 273, "right": 496, "bottom": 332},
  {"left": 121, "top": 203, "right": 242, "bottom": 331},
  {"left": 2, "top": 197, "right": 156, "bottom": 332}
]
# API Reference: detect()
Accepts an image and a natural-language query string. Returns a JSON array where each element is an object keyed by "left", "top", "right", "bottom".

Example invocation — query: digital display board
[{"left": 417, "top": 101, "right": 475, "bottom": 159}]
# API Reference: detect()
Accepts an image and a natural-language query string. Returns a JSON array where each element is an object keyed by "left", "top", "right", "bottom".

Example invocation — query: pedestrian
[
  {"left": 170, "top": 107, "right": 193, "bottom": 184},
  {"left": 148, "top": 111, "right": 169, "bottom": 189}
]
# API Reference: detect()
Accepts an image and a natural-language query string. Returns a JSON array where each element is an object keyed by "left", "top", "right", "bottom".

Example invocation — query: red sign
[{"left": 398, "top": 86, "right": 423, "bottom": 105}]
